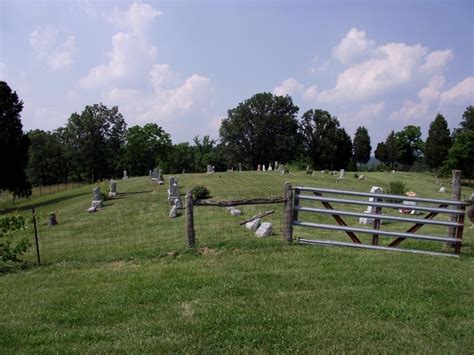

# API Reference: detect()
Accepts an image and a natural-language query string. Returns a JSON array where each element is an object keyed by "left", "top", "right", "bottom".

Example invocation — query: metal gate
[{"left": 292, "top": 186, "right": 467, "bottom": 257}]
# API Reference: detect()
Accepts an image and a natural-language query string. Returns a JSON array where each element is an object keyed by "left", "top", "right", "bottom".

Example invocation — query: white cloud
[
  {"left": 419, "top": 49, "right": 453, "bottom": 74},
  {"left": 319, "top": 42, "right": 428, "bottom": 103},
  {"left": 273, "top": 78, "right": 304, "bottom": 96},
  {"left": 390, "top": 75, "right": 445, "bottom": 121},
  {"left": 78, "top": 2, "right": 214, "bottom": 139},
  {"left": 339, "top": 101, "right": 385, "bottom": 130},
  {"left": 29, "top": 26, "right": 76, "bottom": 70},
  {"left": 332, "top": 28, "right": 374, "bottom": 64},
  {"left": 302, "top": 85, "right": 319, "bottom": 101},
  {"left": 439, "top": 76, "right": 474, "bottom": 105}
]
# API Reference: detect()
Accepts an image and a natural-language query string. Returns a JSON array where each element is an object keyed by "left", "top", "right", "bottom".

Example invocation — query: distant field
[{"left": 1, "top": 171, "right": 473, "bottom": 353}]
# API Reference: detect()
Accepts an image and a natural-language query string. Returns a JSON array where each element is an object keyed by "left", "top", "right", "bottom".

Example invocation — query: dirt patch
[{"left": 198, "top": 246, "right": 217, "bottom": 255}]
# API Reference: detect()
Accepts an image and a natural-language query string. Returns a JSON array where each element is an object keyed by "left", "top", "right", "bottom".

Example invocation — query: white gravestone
[
  {"left": 262, "top": 164, "right": 266, "bottom": 172},
  {"left": 255, "top": 222, "right": 273, "bottom": 237},
  {"left": 340, "top": 169, "right": 345, "bottom": 178},
  {"left": 439, "top": 186, "right": 446, "bottom": 193},
  {"left": 108, "top": 180, "right": 117, "bottom": 197},
  {"left": 91, "top": 186, "right": 103, "bottom": 208},
  {"left": 359, "top": 186, "right": 383, "bottom": 225},
  {"left": 239, "top": 163, "right": 242, "bottom": 172},
  {"left": 268, "top": 164, "right": 272, "bottom": 171},
  {"left": 245, "top": 218, "right": 261, "bottom": 230},
  {"left": 123, "top": 170, "right": 128, "bottom": 179}
]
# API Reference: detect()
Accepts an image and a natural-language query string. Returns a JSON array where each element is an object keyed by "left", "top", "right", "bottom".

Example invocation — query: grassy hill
[{"left": 1, "top": 171, "right": 473, "bottom": 353}]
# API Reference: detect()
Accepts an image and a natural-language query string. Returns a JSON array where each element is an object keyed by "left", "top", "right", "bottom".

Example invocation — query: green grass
[{"left": 1, "top": 171, "right": 473, "bottom": 353}]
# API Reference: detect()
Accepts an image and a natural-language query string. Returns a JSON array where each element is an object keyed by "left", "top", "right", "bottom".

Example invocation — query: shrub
[
  {"left": 0, "top": 215, "right": 30, "bottom": 272},
  {"left": 191, "top": 186, "right": 210, "bottom": 200},
  {"left": 354, "top": 173, "right": 359, "bottom": 178},
  {"left": 388, "top": 181, "right": 407, "bottom": 195}
]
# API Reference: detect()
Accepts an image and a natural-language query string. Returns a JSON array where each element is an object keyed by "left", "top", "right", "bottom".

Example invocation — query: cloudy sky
[{"left": 1, "top": 0, "right": 472, "bottom": 146}]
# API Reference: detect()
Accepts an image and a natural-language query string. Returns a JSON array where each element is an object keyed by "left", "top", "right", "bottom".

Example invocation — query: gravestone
[
  {"left": 467, "top": 193, "right": 474, "bottom": 228},
  {"left": 212, "top": 166, "right": 215, "bottom": 173},
  {"left": 152, "top": 168, "right": 159, "bottom": 180},
  {"left": 257, "top": 164, "right": 261, "bottom": 172},
  {"left": 359, "top": 186, "right": 383, "bottom": 224},
  {"left": 207, "top": 165, "right": 213, "bottom": 173},
  {"left": 239, "top": 163, "right": 242, "bottom": 172},
  {"left": 255, "top": 222, "right": 273, "bottom": 237},
  {"left": 262, "top": 164, "right": 266, "bottom": 172},
  {"left": 274, "top": 161, "right": 278, "bottom": 171},
  {"left": 123, "top": 170, "right": 128, "bottom": 179},
  {"left": 227, "top": 207, "right": 242, "bottom": 216},
  {"left": 399, "top": 191, "right": 420, "bottom": 215},
  {"left": 439, "top": 186, "right": 446, "bottom": 193},
  {"left": 108, "top": 180, "right": 117, "bottom": 197},
  {"left": 245, "top": 218, "right": 261, "bottom": 230},
  {"left": 149, "top": 170, "right": 152, "bottom": 177},
  {"left": 268, "top": 163, "right": 272, "bottom": 171},
  {"left": 48, "top": 212, "right": 58, "bottom": 226},
  {"left": 169, "top": 204, "right": 177, "bottom": 218},
  {"left": 91, "top": 186, "right": 103, "bottom": 208},
  {"left": 340, "top": 169, "right": 345, "bottom": 178}
]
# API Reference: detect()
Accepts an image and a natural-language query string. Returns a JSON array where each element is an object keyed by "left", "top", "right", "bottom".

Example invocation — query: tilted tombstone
[
  {"left": 359, "top": 186, "right": 383, "bottom": 224},
  {"left": 169, "top": 204, "right": 177, "bottom": 218},
  {"left": 255, "top": 222, "right": 273, "bottom": 237},
  {"left": 245, "top": 218, "right": 261, "bottom": 230}
]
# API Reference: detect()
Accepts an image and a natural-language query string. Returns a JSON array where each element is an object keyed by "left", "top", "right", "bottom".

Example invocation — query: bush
[
  {"left": 0, "top": 215, "right": 30, "bottom": 272},
  {"left": 388, "top": 181, "right": 407, "bottom": 195},
  {"left": 191, "top": 186, "right": 210, "bottom": 200},
  {"left": 354, "top": 173, "right": 359, "bottom": 178}
]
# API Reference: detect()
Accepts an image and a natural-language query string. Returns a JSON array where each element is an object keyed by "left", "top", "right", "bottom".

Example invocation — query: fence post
[
  {"left": 448, "top": 170, "right": 461, "bottom": 247},
  {"left": 185, "top": 189, "right": 195, "bottom": 248},
  {"left": 372, "top": 195, "right": 383, "bottom": 245},
  {"left": 283, "top": 182, "right": 294, "bottom": 243},
  {"left": 31, "top": 207, "right": 41, "bottom": 264}
]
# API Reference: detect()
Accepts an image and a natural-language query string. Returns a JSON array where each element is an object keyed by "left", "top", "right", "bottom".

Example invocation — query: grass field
[{"left": 1, "top": 171, "right": 473, "bottom": 353}]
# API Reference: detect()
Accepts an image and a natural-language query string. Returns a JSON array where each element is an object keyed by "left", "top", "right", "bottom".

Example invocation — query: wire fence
[{"left": 16, "top": 173, "right": 286, "bottom": 265}]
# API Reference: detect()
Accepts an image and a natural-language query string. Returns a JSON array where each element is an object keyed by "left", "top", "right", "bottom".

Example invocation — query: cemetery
[{"left": 1, "top": 169, "right": 473, "bottom": 353}]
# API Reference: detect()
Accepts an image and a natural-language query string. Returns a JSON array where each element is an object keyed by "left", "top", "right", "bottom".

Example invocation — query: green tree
[
  {"left": 124, "top": 123, "right": 172, "bottom": 176},
  {"left": 193, "top": 135, "right": 217, "bottom": 172},
  {"left": 62, "top": 104, "right": 127, "bottom": 181},
  {"left": 163, "top": 143, "right": 195, "bottom": 174},
  {"left": 27, "top": 130, "right": 68, "bottom": 186},
  {"left": 459, "top": 105, "right": 474, "bottom": 132},
  {"left": 219, "top": 93, "right": 300, "bottom": 168},
  {"left": 424, "top": 114, "right": 452, "bottom": 170},
  {"left": 395, "top": 125, "right": 424, "bottom": 167},
  {"left": 442, "top": 130, "right": 474, "bottom": 183},
  {"left": 0, "top": 81, "right": 31, "bottom": 197},
  {"left": 300, "top": 109, "right": 352, "bottom": 170},
  {"left": 353, "top": 126, "right": 371, "bottom": 165},
  {"left": 374, "top": 131, "right": 398, "bottom": 168}
]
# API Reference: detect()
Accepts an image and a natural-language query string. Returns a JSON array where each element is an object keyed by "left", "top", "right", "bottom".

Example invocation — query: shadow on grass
[
  {"left": 120, "top": 190, "right": 153, "bottom": 196},
  {"left": 0, "top": 191, "right": 89, "bottom": 215}
]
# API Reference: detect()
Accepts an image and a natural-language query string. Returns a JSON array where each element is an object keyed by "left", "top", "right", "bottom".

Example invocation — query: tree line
[{"left": 1, "top": 81, "right": 473, "bottom": 197}]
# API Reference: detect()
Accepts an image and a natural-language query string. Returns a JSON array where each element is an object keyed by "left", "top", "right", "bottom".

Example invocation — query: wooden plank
[
  {"left": 388, "top": 205, "right": 447, "bottom": 247},
  {"left": 313, "top": 192, "right": 361, "bottom": 244},
  {"left": 195, "top": 197, "right": 286, "bottom": 207},
  {"left": 283, "top": 182, "right": 294, "bottom": 243},
  {"left": 239, "top": 210, "right": 275, "bottom": 225},
  {"left": 185, "top": 190, "right": 195, "bottom": 248}
]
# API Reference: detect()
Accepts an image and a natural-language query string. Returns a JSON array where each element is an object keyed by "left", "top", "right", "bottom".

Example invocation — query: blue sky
[{"left": 1, "top": 0, "right": 473, "bottom": 146}]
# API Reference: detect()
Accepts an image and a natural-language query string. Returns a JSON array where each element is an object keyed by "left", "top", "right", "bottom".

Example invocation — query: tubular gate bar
[{"left": 292, "top": 186, "right": 468, "bottom": 257}]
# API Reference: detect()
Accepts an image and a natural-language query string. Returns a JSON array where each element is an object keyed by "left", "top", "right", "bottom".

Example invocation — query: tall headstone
[
  {"left": 238, "top": 163, "right": 242, "bottom": 172},
  {"left": 108, "top": 180, "right": 117, "bottom": 197},
  {"left": 268, "top": 163, "right": 272, "bottom": 171},
  {"left": 149, "top": 170, "right": 152, "bottom": 177},
  {"left": 123, "top": 170, "right": 128, "bottom": 179},
  {"left": 257, "top": 164, "right": 261, "bottom": 172},
  {"left": 262, "top": 164, "right": 266, "bottom": 172},
  {"left": 340, "top": 169, "right": 345, "bottom": 178},
  {"left": 359, "top": 186, "right": 383, "bottom": 224},
  {"left": 91, "top": 186, "right": 103, "bottom": 208}
]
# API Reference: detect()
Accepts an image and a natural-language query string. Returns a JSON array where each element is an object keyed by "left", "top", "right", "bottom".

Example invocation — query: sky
[{"left": 1, "top": 0, "right": 473, "bottom": 146}]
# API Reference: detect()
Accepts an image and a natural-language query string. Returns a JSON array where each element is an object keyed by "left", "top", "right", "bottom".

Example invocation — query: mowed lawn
[{"left": 1, "top": 171, "right": 473, "bottom": 353}]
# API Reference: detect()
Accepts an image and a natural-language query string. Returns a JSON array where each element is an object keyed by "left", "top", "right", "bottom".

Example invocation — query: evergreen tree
[
  {"left": 424, "top": 114, "right": 452, "bottom": 170},
  {"left": 353, "top": 126, "right": 371, "bottom": 164},
  {"left": 0, "top": 81, "right": 31, "bottom": 197}
]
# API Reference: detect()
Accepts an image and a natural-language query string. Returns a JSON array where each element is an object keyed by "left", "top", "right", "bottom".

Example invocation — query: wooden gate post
[
  {"left": 283, "top": 182, "right": 294, "bottom": 243},
  {"left": 185, "top": 190, "right": 196, "bottom": 248},
  {"left": 448, "top": 170, "right": 461, "bottom": 246}
]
